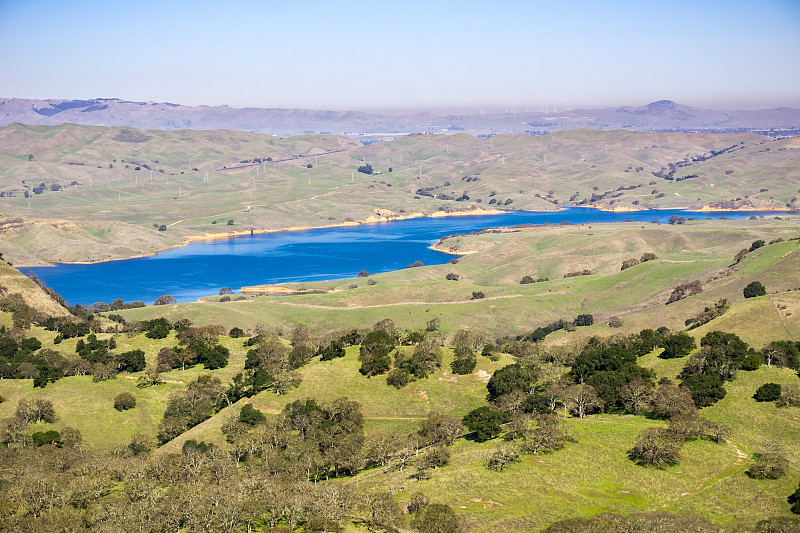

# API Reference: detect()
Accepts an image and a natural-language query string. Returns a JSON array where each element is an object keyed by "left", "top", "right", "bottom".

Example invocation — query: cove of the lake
[{"left": 23, "top": 208, "right": 793, "bottom": 305}]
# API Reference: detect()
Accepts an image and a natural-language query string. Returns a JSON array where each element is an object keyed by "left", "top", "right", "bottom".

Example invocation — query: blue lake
[{"left": 23, "top": 208, "right": 790, "bottom": 305}]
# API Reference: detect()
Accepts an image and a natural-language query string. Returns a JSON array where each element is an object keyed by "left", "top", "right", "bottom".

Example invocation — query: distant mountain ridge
[{"left": 1, "top": 97, "right": 798, "bottom": 136}]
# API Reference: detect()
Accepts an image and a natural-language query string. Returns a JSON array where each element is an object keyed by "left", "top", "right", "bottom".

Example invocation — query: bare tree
[
  {"left": 620, "top": 379, "right": 655, "bottom": 414},
  {"left": 565, "top": 383, "right": 603, "bottom": 419},
  {"left": 154, "top": 294, "right": 177, "bottom": 306}
]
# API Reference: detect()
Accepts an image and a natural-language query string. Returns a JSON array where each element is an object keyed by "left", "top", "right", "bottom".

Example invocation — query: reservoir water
[{"left": 23, "top": 208, "right": 790, "bottom": 305}]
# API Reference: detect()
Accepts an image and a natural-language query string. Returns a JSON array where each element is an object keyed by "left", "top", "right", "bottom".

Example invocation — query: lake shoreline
[
  {"left": 17, "top": 204, "right": 796, "bottom": 268},
  {"left": 15, "top": 207, "right": 510, "bottom": 267}
]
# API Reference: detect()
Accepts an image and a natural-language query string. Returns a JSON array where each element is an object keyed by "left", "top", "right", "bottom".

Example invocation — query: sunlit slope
[
  {"left": 115, "top": 219, "right": 800, "bottom": 338},
  {"left": 1, "top": 124, "right": 798, "bottom": 264},
  {"left": 0, "top": 259, "right": 71, "bottom": 316}
]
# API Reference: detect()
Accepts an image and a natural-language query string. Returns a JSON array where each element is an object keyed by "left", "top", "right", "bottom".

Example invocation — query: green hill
[
  {"left": 0, "top": 127, "right": 799, "bottom": 531},
  {"left": 0, "top": 259, "right": 71, "bottom": 317},
  {"left": 112, "top": 218, "right": 800, "bottom": 340},
  {"left": 1, "top": 124, "right": 798, "bottom": 265}
]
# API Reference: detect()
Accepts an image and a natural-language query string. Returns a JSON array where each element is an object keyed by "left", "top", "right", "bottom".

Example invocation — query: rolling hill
[{"left": 0, "top": 123, "right": 798, "bottom": 266}]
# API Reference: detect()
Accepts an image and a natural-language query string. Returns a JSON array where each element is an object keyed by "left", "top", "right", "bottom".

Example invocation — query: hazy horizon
[{"left": 1, "top": 0, "right": 799, "bottom": 112}]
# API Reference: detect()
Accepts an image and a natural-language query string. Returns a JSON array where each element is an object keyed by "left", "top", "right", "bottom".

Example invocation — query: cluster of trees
[
  {"left": 543, "top": 510, "right": 774, "bottom": 532},
  {"left": 3, "top": 312, "right": 241, "bottom": 388},
  {"left": 627, "top": 394, "right": 729, "bottom": 468},
  {"left": 620, "top": 252, "right": 658, "bottom": 271},
  {"left": 734, "top": 236, "right": 797, "bottom": 265},
  {"left": 624, "top": 331, "right": 800, "bottom": 470},
  {"left": 520, "top": 275, "right": 549, "bottom": 284},
  {"left": 0, "top": 292, "right": 51, "bottom": 330},
  {"left": 0, "top": 415, "right": 463, "bottom": 532},
  {"left": 156, "top": 325, "right": 231, "bottom": 372},
  {"left": 455, "top": 330, "right": 686, "bottom": 468},
  {"left": 72, "top": 298, "right": 146, "bottom": 316},
  {"left": 229, "top": 326, "right": 319, "bottom": 400},
  {"left": 0, "top": 397, "right": 84, "bottom": 450},
  {"left": 519, "top": 314, "right": 594, "bottom": 342},
  {"left": 158, "top": 374, "right": 228, "bottom": 443},
  {"left": 685, "top": 298, "right": 730, "bottom": 329},
  {"left": 43, "top": 317, "right": 92, "bottom": 339},
  {"left": 658, "top": 331, "right": 695, "bottom": 358},
  {"left": 677, "top": 331, "right": 759, "bottom": 407},
  {"left": 563, "top": 269, "right": 592, "bottom": 278},
  {"left": 0, "top": 333, "right": 49, "bottom": 382},
  {"left": 226, "top": 397, "right": 366, "bottom": 479},
  {"left": 2, "top": 288, "right": 799, "bottom": 531},
  {"left": 667, "top": 280, "right": 703, "bottom": 304},
  {"left": 1, "top": 324, "right": 148, "bottom": 387}
]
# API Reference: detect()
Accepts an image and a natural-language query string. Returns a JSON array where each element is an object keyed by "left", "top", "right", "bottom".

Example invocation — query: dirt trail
[
  {"left": 122, "top": 375, "right": 183, "bottom": 384},
  {"left": 664, "top": 439, "right": 748, "bottom": 508},
  {"left": 265, "top": 294, "right": 522, "bottom": 310}
]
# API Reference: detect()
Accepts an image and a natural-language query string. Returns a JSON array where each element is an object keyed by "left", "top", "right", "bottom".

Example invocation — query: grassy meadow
[
  {"left": 0, "top": 125, "right": 799, "bottom": 531},
  {"left": 114, "top": 218, "right": 800, "bottom": 340},
  {"left": 1, "top": 124, "right": 798, "bottom": 265}
]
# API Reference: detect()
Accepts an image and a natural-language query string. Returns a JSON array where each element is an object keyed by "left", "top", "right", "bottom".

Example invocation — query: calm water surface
[{"left": 24, "top": 208, "right": 790, "bottom": 305}]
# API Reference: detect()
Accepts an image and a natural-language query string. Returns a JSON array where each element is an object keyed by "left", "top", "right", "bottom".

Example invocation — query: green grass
[
  {"left": 1, "top": 206, "right": 800, "bottom": 529},
  {"left": 344, "top": 362, "right": 800, "bottom": 532},
  {"left": 113, "top": 220, "right": 800, "bottom": 341},
  {"left": 2, "top": 124, "right": 799, "bottom": 265},
  {"left": 0, "top": 375, "right": 182, "bottom": 450}
]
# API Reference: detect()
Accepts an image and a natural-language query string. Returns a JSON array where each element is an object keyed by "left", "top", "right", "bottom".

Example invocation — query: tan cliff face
[
  {"left": 363, "top": 206, "right": 507, "bottom": 223},
  {"left": 699, "top": 198, "right": 795, "bottom": 211}
]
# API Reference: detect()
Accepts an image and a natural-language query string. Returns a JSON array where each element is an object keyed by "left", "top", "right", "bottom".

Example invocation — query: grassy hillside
[
  {"left": 0, "top": 259, "right": 71, "bottom": 317},
  {"left": 1, "top": 124, "right": 798, "bottom": 264},
  {"left": 113, "top": 219, "right": 800, "bottom": 340},
  {"left": 1, "top": 216, "right": 799, "bottom": 531}
]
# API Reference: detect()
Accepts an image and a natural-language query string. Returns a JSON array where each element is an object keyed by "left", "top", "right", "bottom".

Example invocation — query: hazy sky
[{"left": 1, "top": 0, "right": 798, "bottom": 113}]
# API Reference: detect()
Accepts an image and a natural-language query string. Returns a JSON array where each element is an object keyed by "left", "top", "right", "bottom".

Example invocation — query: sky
[{"left": 1, "top": 0, "right": 799, "bottom": 113}]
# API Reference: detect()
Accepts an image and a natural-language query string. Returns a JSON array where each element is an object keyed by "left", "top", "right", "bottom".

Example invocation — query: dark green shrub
[
  {"left": 741, "top": 352, "right": 763, "bottom": 371},
  {"left": 574, "top": 314, "right": 594, "bottom": 326},
  {"left": 118, "top": 350, "right": 146, "bottom": 372},
  {"left": 32, "top": 430, "right": 61, "bottom": 447},
  {"left": 743, "top": 281, "right": 766, "bottom": 298},
  {"left": 789, "top": 481, "right": 800, "bottom": 514},
  {"left": 114, "top": 392, "right": 137, "bottom": 411},
  {"left": 359, "top": 330, "right": 395, "bottom": 377},
  {"left": 754, "top": 383, "right": 782, "bottom": 402},
  {"left": 660, "top": 333, "right": 696, "bottom": 359},
  {"left": 681, "top": 374, "right": 726, "bottom": 407},
  {"left": 386, "top": 368, "right": 410, "bottom": 388},
  {"left": 144, "top": 318, "right": 171, "bottom": 339},
  {"left": 621, "top": 258, "right": 639, "bottom": 270},
  {"left": 319, "top": 339, "right": 346, "bottom": 361},
  {"left": 239, "top": 403, "right": 266, "bottom": 425},
  {"left": 450, "top": 348, "right": 476, "bottom": 375},
  {"left": 462, "top": 406, "right": 509, "bottom": 442},
  {"left": 487, "top": 363, "right": 537, "bottom": 401}
]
